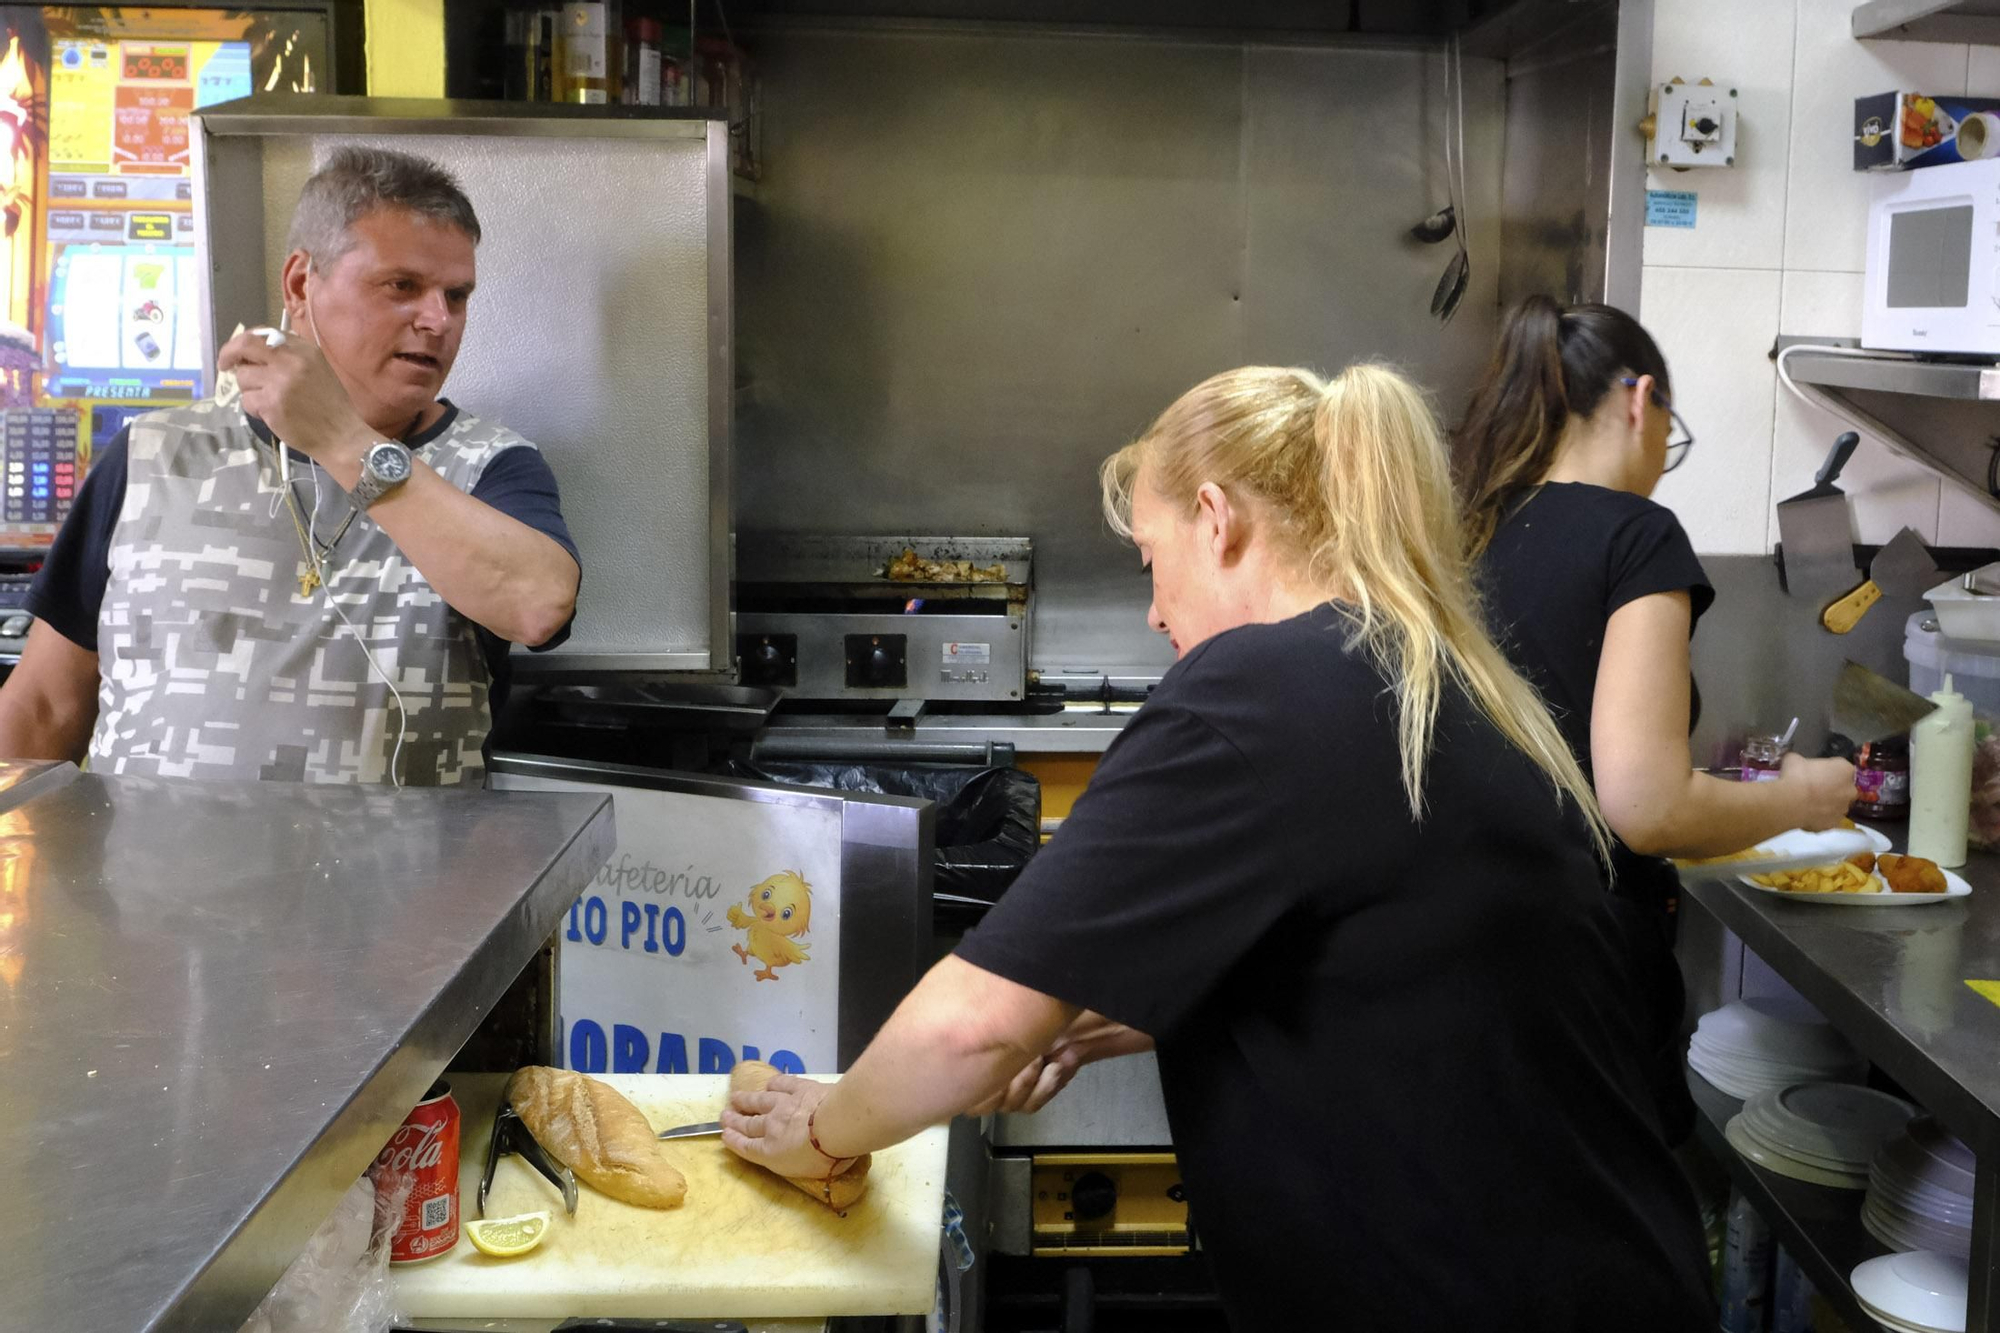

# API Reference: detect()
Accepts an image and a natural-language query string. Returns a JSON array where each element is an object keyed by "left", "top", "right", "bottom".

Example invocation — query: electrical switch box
[{"left": 1653, "top": 81, "right": 1738, "bottom": 169}]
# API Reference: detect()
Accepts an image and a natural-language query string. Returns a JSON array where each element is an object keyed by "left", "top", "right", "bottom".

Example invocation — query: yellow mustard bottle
[{"left": 1910, "top": 673, "right": 1974, "bottom": 868}]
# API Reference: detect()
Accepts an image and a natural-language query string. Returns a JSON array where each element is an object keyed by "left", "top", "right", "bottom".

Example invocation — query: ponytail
[
  {"left": 1455, "top": 296, "right": 1672, "bottom": 556},
  {"left": 1101, "top": 362, "right": 1613, "bottom": 868}
]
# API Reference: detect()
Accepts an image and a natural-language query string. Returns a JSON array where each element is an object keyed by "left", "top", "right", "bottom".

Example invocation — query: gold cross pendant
[{"left": 297, "top": 566, "right": 320, "bottom": 597}]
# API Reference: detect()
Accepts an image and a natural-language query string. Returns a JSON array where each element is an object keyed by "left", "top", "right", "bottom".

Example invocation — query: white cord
[
  {"left": 1774, "top": 341, "right": 1914, "bottom": 415},
  {"left": 306, "top": 459, "right": 409, "bottom": 789}
]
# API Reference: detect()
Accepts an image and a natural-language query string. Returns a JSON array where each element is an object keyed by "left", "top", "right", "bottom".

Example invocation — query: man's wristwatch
[{"left": 349, "top": 441, "right": 414, "bottom": 511}]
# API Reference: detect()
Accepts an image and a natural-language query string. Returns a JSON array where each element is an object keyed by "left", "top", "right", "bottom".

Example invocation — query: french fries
[
  {"left": 1749, "top": 859, "right": 1884, "bottom": 895},
  {"left": 1747, "top": 850, "right": 1950, "bottom": 896}
]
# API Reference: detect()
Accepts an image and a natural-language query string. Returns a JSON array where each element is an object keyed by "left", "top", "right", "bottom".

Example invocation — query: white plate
[
  {"left": 1678, "top": 825, "right": 1878, "bottom": 881},
  {"left": 1724, "top": 1114, "right": 1871, "bottom": 1189},
  {"left": 1738, "top": 861, "right": 1971, "bottom": 906},
  {"left": 1853, "top": 1251, "right": 1969, "bottom": 1333}
]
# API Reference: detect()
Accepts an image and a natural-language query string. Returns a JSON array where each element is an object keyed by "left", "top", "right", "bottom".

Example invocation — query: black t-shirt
[
  {"left": 24, "top": 400, "right": 578, "bottom": 703},
  {"left": 955, "top": 606, "right": 1713, "bottom": 1331},
  {"left": 1477, "top": 482, "right": 1714, "bottom": 799},
  {"left": 1478, "top": 482, "right": 1715, "bottom": 1146}
]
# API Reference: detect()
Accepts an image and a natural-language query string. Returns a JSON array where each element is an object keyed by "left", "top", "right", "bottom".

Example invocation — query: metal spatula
[
  {"left": 1776, "top": 432, "right": 1861, "bottom": 604},
  {"left": 1820, "top": 527, "right": 1938, "bottom": 633},
  {"left": 1832, "top": 660, "right": 1937, "bottom": 744}
]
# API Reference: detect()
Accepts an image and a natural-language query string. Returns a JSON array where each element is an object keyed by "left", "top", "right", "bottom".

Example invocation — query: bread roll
[
  {"left": 730, "top": 1059, "right": 871, "bottom": 1210},
  {"left": 505, "top": 1066, "right": 688, "bottom": 1208}
]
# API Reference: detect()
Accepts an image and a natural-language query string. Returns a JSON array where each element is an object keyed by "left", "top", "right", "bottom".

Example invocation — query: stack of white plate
[
  {"left": 1851, "top": 1250, "right": 1968, "bottom": 1333},
  {"left": 1688, "top": 996, "right": 1866, "bottom": 1098},
  {"left": 1864, "top": 1116, "right": 1977, "bottom": 1259},
  {"left": 1722, "top": 1082, "right": 1917, "bottom": 1188}
]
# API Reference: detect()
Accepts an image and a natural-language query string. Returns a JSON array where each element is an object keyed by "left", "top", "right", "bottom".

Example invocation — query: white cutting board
[{"left": 392, "top": 1073, "right": 949, "bottom": 1319}]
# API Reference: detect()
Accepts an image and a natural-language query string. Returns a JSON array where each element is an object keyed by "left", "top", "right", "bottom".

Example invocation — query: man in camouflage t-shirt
[{"left": 0, "top": 146, "right": 580, "bottom": 786}]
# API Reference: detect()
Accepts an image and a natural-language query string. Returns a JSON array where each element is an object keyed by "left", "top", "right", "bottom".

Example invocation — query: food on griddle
[
  {"left": 728, "top": 1059, "right": 871, "bottom": 1210},
  {"left": 885, "top": 546, "right": 1006, "bottom": 583},
  {"left": 1878, "top": 852, "right": 1949, "bottom": 896},
  {"left": 505, "top": 1066, "right": 688, "bottom": 1208}
]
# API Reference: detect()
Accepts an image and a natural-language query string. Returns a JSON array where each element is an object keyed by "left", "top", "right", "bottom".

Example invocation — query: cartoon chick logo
[{"left": 727, "top": 871, "right": 813, "bottom": 982}]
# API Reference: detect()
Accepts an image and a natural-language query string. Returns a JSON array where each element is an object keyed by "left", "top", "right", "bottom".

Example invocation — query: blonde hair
[{"left": 1101, "top": 363, "right": 1612, "bottom": 864}]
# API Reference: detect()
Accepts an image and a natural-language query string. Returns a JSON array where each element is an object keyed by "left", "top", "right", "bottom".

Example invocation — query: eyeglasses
[{"left": 1621, "top": 377, "right": 1694, "bottom": 473}]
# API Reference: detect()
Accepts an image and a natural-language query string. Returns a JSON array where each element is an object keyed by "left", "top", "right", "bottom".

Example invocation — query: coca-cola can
[{"left": 369, "top": 1078, "right": 460, "bottom": 1264}]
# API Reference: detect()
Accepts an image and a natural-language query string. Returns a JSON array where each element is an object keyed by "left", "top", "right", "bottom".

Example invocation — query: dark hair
[{"left": 1453, "top": 295, "right": 1671, "bottom": 554}]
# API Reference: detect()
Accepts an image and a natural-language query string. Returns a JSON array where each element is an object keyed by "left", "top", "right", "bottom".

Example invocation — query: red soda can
[{"left": 370, "top": 1078, "right": 460, "bottom": 1263}]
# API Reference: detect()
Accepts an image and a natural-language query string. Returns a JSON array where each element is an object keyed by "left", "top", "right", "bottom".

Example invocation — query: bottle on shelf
[
  {"left": 558, "top": 0, "right": 622, "bottom": 104},
  {"left": 624, "top": 17, "right": 662, "bottom": 105},
  {"left": 1911, "top": 674, "right": 1974, "bottom": 867}
]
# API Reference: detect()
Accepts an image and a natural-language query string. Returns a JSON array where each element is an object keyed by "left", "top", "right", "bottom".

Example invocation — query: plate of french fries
[
  {"left": 1674, "top": 825, "right": 1884, "bottom": 882},
  {"left": 1740, "top": 849, "right": 1971, "bottom": 905}
]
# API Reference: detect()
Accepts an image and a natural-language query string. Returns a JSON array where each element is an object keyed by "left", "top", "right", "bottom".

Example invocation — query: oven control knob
[
  {"left": 1070, "top": 1170, "right": 1117, "bottom": 1223},
  {"left": 863, "top": 644, "right": 897, "bottom": 684}
]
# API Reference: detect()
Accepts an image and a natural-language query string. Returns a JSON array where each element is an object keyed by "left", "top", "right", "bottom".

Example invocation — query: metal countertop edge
[
  {"left": 1681, "top": 861, "right": 1999, "bottom": 1154},
  {"left": 158, "top": 793, "right": 618, "bottom": 1333}
]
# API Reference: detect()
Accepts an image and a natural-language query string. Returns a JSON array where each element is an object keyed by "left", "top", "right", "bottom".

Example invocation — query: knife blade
[{"left": 656, "top": 1120, "right": 724, "bottom": 1140}]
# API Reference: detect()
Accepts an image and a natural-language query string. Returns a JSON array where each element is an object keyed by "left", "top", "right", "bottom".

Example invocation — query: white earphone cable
[{"left": 272, "top": 256, "right": 411, "bottom": 789}]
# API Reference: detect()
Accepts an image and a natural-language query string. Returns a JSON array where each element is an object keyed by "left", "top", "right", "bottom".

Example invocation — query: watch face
[{"left": 369, "top": 444, "right": 413, "bottom": 483}]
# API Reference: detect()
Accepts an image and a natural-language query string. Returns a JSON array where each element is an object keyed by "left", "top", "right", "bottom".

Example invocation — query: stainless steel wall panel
[
  {"left": 734, "top": 30, "right": 1507, "bottom": 677},
  {"left": 1496, "top": 0, "right": 1621, "bottom": 307},
  {"left": 1241, "top": 44, "right": 1507, "bottom": 411}
]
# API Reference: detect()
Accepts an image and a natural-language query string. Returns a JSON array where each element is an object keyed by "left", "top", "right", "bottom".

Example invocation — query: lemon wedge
[{"left": 464, "top": 1210, "right": 551, "bottom": 1258}]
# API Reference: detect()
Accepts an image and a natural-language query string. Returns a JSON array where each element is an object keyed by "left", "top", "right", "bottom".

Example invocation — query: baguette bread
[
  {"left": 730, "top": 1059, "right": 871, "bottom": 1210},
  {"left": 505, "top": 1066, "right": 688, "bottom": 1209}
]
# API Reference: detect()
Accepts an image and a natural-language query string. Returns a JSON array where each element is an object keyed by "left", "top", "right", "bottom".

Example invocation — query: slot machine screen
[{"left": 0, "top": 6, "right": 328, "bottom": 539}]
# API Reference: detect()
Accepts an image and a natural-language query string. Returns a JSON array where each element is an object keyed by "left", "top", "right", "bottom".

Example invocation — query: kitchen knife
[
  {"left": 1833, "top": 660, "right": 1938, "bottom": 744},
  {"left": 1776, "top": 431, "right": 1861, "bottom": 605},
  {"left": 656, "top": 1120, "right": 724, "bottom": 1140},
  {"left": 1821, "top": 527, "right": 1939, "bottom": 634}
]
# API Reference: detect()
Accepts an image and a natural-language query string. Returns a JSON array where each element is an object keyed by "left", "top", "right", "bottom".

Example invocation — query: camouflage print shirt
[{"left": 88, "top": 400, "right": 561, "bottom": 786}]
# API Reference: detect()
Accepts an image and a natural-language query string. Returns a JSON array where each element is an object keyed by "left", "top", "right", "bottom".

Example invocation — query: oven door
[{"left": 1864, "top": 165, "right": 2000, "bottom": 354}]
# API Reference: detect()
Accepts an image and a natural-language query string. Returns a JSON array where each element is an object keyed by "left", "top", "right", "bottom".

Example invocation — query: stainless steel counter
[
  {"left": 0, "top": 772, "right": 616, "bottom": 1333},
  {"left": 1682, "top": 850, "right": 2000, "bottom": 1150},
  {"left": 1682, "top": 846, "right": 2000, "bottom": 1330}
]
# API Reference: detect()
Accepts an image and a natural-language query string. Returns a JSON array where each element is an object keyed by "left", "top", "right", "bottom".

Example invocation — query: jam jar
[
  {"left": 1851, "top": 737, "right": 1911, "bottom": 821},
  {"left": 1740, "top": 733, "right": 1785, "bottom": 781}
]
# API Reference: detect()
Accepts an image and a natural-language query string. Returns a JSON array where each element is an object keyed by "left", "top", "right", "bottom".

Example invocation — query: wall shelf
[
  {"left": 1854, "top": 0, "right": 2000, "bottom": 43},
  {"left": 1686, "top": 1070, "right": 1888, "bottom": 1333},
  {"left": 1776, "top": 341, "right": 2000, "bottom": 519},
  {"left": 1784, "top": 348, "right": 2000, "bottom": 402}
]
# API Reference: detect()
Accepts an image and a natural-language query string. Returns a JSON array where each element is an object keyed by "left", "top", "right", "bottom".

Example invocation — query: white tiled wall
[{"left": 1641, "top": 0, "right": 2000, "bottom": 554}]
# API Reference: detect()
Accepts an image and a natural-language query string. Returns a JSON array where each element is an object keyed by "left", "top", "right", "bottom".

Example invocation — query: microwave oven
[{"left": 1863, "top": 157, "right": 2000, "bottom": 356}]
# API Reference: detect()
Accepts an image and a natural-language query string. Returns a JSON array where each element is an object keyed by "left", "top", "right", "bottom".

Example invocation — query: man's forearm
[{"left": 360, "top": 464, "right": 577, "bottom": 646}]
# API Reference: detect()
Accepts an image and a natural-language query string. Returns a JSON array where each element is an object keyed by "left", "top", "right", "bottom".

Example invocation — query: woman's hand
[
  {"left": 1780, "top": 752, "right": 1859, "bottom": 831},
  {"left": 969, "top": 1048, "right": 1083, "bottom": 1116},
  {"left": 720, "top": 1074, "right": 854, "bottom": 1179}
]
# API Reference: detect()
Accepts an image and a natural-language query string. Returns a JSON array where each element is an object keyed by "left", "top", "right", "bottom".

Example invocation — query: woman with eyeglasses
[{"left": 1455, "top": 296, "right": 1856, "bottom": 1143}]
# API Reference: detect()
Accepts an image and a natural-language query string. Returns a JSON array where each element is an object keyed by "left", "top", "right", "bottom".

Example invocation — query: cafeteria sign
[{"left": 490, "top": 771, "right": 844, "bottom": 1076}]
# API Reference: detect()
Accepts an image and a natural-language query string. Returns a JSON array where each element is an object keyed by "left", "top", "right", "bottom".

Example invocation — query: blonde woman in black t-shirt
[{"left": 722, "top": 362, "right": 1716, "bottom": 1331}]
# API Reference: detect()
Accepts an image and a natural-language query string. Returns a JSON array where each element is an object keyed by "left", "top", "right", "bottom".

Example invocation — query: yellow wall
[{"left": 363, "top": 0, "right": 445, "bottom": 97}]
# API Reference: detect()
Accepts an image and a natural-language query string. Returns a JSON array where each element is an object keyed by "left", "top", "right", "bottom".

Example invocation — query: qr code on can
[{"left": 421, "top": 1193, "right": 451, "bottom": 1231}]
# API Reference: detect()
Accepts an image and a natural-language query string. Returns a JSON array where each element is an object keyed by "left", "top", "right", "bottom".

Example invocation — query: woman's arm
[
  {"left": 722, "top": 954, "right": 1079, "bottom": 1179},
  {"left": 968, "top": 1009, "right": 1158, "bottom": 1116},
  {"left": 1591, "top": 590, "right": 1856, "bottom": 858}
]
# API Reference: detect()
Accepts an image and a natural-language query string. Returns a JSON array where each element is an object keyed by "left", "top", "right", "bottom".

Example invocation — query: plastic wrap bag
[
  {"left": 729, "top": 761, "right": 1040, "bottom": 901},
  {"left": 1969, "top": 729, "right": 2000, "bottom": 851},
  {"left": 237, "top": 1173, "right": 409, "bottom": 1333}
]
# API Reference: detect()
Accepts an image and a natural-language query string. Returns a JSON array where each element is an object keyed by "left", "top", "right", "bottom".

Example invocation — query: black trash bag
[{"left": 727, "top": 761, "right": 1040, "bottom": 905}]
